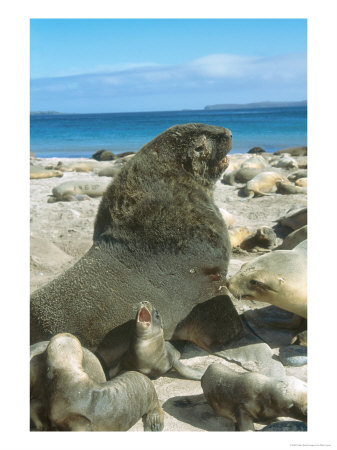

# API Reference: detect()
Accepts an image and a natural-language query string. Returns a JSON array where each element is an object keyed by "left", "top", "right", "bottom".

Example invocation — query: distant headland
[
  {"left": 30, "top": 111, "right": 63, "bottom": 116},
  {"left": 204, "top": 100, "right": 307, "bottom": 110}
]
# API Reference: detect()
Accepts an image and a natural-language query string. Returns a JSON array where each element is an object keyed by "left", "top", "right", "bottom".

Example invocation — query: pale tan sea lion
[
  {"left": 222, "top": 156, "right": 267, "bottom": 185},
  {"left": 62, "top": 161, "right": 101, "bottom": 172},
  {"left": 47, "top": 179, "right": 111, "bottom": 202},
  {"left": 36, "top": 333, "right": 164, "bottom": 431},
  {"left": 240, "top": 155, "right": 268, "bottom": 170},
  {"left": 276, "top": 181, "right": 307, "bottom": 195},
  {"left": 30, "top": 165, "right": 63, "bottom": 179},
  {"left": 274, "top": 146, "right": 307, "bottom": 156},
  {"left": 31, "top": 124, "right": 243, "bottom": 355},
  {"left": 242, "top": 171, "right": 290, "bottom": 198},
  {"left": 287, "top": 170, "right": 307, "bottom": 182},
  {"left": 295, "top": 178, "right": 307, "bottom": 187},
  {"left": 228, "top": 226, "right": 255, "bottom": 249},
  {"left": 103, "top": 301, "right": 205, "bottom": 380},
  {"left": 228, "top": 240, "right": 307, "bottom": 318},
  {"left": 271, "top": 155, "right": 298, "bottom": 169},
  {"left": 219, "top": 207, "right": 236, "bottom": 227},
  {"left": 201, "top": 363, "right": 307, "bottom": 431},
  {"left": 97, "top": 165, "right": 121, "bottom": 177}
]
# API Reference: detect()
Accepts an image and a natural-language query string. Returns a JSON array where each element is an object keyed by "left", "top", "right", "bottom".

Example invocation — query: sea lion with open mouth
[
  {"left": 101, "top": 301, "right": 205, "bottom": 380},
  {"left": 31, "top": 123, "right": 243, "bottom": 356}
]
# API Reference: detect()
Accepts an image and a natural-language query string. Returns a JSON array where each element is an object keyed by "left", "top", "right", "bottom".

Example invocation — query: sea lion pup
[
  {"left": 103, "top": 301, "right": 205, "bottom": 380},
  {"left": 227, "top": 240, "right": 307, "bottom": 318},
  {"left": 30, "top": 339, "right": 106, "bottom": 431},
  {"left": 241, "top": 171, "right": 290, "bottom": 199},
  {"left": 201, "top": 363, "right": 307, "bottom": 431},
  {"left": 41, "top": 333, "right": 164, "bottom": 431},
  {"left": 31, "top": 123, "right": 243, "bottom": 354}
]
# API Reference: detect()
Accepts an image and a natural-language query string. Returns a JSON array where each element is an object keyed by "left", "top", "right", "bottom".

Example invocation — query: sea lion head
[
  {"left": 135, "top": 301, "right": 163, "bottom": 338},
  {"left": 227, "top": 249, "right": 307, "bottom": 317},
  {"left": 227, "top": 256, "right": 289, "bottom": 302},
  {"left": 47, "top": 333, "right": 83, "bottom": 372},
  {"left": 141, "top": 123, "right": 232, "bottom": 188}
]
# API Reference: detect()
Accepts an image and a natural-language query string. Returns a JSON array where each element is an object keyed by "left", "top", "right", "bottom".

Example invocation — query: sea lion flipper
[
  {"left": 236, "top": 408, "right": 255, "bottom": 431},
  {"left": 142, "top": 406, "right": 165, "bottom": 431},
  {"left": 172, "top": 295, "right": 243, "bottom": 353},
  {"left": 171, "top": 357, "right": 205, "bottom": 381}
]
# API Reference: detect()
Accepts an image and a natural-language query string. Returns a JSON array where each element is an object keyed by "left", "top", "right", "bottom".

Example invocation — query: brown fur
[{"left": 31, "top": 124, "right": 242, "bottom": 355}]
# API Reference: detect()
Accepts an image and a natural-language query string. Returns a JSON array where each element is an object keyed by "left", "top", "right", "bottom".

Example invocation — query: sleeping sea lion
[
  {"left": 295, "top": 178, "right": 307, "bottom": 188},
  {"left": 47, "top": 178, "right": 111, "bottom": 202},
  {"left": 227, "top": 240, "right": 307, "bottom": 318},
  {"left": 30, "top": 165, "right": 63, "bottom": 179},
  {"left": 101, "top": 301, "right": 205, "bottom": 380},
  {"left": 31, "top": 123, "right": 243, "bottom": 355},
  {"left": 201, "top": 363, "right": 307, "bottom": 431},
  {"left": 242, "top": 171, "right": 290, "bottom": 198},
  {"left": 35, "top": 333, "right": 164, "bottom": 431},
  {"left": 276, "top": 181, "right": 307, "bottom": 195}
]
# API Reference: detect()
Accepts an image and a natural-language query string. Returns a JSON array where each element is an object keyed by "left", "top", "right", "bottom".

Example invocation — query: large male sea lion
[
  {"left": 201, "top": 363, "right": 307, "bottom": 431},
  {"left": 31, "top": 123, "right": 242, "bottom": 354},
  {"left": 102, "top": 301, "right": 205, "bottom": 380},
  {"left": 32, "top": 333, "right": 164, "bottom": 431},
  {"left": 227, "top": 240, "right": 307, "bottom": 318}
]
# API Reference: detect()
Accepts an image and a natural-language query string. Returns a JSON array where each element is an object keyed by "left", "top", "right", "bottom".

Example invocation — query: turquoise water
[{"left": 30, "top": 106, "right": 307, "bottom": 158}]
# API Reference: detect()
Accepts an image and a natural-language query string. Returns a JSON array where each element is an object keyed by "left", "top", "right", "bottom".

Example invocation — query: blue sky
[{"left": 30, "top": 19, "right": 307, "bottom": 113}]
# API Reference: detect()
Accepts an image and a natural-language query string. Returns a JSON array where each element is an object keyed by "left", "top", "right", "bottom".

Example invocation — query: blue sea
[{"left": 30, "top": 106, "right": 307, "bottom": 158}]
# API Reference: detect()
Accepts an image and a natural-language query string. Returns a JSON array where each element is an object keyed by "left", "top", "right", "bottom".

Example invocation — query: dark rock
[
  {"left": 91, "top": 150, "right": 115, "bottom": 161},
  {"left": 279, "top": 345, "right": 307, "bottom": 366},
  {"left": 261, "top": 420, "right": 307, "bottom": 431},
  {"left": 248, "top": 147, "right": 266, "bottom": 154},
  {"left": 215, "top": 327, "right": 286, "bottom": 377}
]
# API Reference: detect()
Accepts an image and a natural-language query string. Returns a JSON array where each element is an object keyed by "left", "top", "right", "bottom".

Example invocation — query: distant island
[
  {"left": 204, "top": 100, "right": 307, "bottom": 110},
  {"left": 30, "top": 111, "right": 63, "bottom": 115}
]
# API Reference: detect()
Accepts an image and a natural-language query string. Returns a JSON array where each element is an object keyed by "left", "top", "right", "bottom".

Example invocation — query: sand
[{"left": 30, "top": 154, "right": 307, "bottom": 432}]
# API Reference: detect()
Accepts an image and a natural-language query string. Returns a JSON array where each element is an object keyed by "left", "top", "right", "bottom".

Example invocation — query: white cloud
[{"left": 31, "top": 52, "right": 307, "bottom": 104}]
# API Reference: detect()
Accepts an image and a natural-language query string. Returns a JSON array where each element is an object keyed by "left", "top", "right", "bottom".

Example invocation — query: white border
[{"left": 1, "top": 1, "right": 337, "bottom": 449}]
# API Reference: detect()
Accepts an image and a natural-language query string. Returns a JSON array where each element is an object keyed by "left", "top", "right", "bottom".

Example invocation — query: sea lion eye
[
  {"left": 250, "top": 279, "right": 267, "bottom": 289},
  {"left": 195, "top": 145, "right": 203, "bottom": 153}
]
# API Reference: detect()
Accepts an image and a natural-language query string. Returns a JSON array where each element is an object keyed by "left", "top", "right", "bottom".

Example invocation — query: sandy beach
[{"left": 30, "top": 151, "right": 307, "bottom": 432}]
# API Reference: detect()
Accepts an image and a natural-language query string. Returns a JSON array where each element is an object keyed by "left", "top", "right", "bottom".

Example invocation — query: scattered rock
[
  {"left": 261, "top": 420, "right": 307, "bottom": 431},
  {"left": 279, "top": 345, "right": 307, "bottom": 366}
]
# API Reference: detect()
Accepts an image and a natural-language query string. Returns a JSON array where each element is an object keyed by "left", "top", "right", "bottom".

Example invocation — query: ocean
[{"left": 30, "top": 106, "right": 307, "bottom": 158}]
